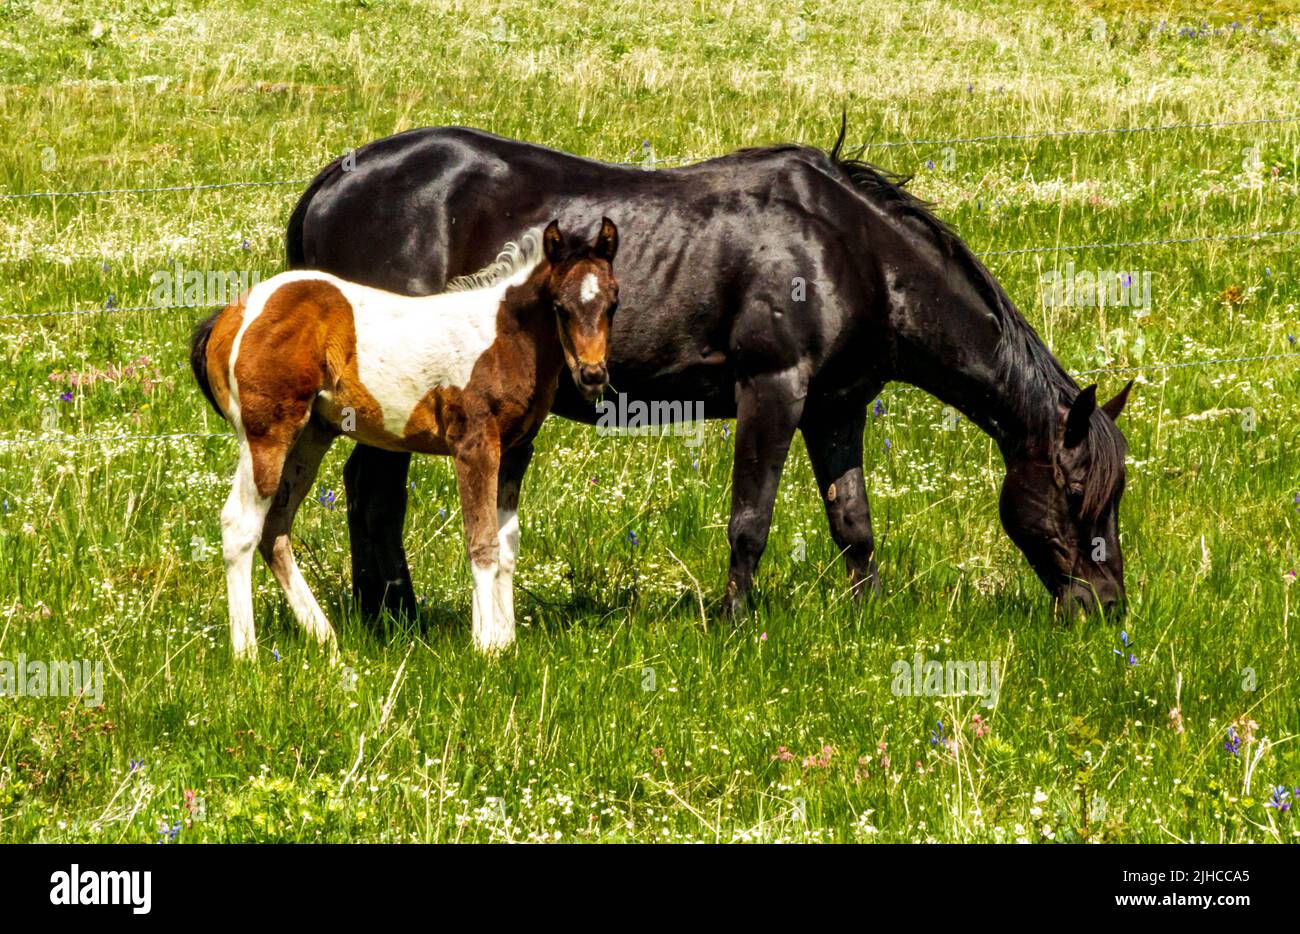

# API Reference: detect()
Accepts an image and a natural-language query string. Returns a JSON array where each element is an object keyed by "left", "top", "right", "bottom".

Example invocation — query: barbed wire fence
[{"left": 2, "top": 111, "right": 1297, "bottom": 447}]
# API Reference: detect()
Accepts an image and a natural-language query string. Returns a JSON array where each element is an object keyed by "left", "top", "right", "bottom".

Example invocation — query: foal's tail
[{"left": 190, "top": 308, "right": 226, "bottom": 419}]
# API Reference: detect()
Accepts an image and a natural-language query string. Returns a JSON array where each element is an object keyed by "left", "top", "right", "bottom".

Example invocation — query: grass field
[{"left": 1, "top": 0, "right": 1299, "bottom": 843}]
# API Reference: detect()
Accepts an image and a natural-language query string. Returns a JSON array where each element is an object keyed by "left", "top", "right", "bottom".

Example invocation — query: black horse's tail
[
  {"left": 286, "top": 152, "right": 347, "bottom": 268},
  {"left": 190, "top": 309, "right": 226, "bottom": 419}
]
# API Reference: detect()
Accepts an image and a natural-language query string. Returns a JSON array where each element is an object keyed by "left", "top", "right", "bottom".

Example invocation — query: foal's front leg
[
  {"left": 493, "top": 441, "right": 532, "bottom": 638},
  {"left": 453, "top": 432, "right": 511, "bottom": 652}
]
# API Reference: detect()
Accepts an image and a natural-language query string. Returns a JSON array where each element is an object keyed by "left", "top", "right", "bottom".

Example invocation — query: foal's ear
[
  {"left": 594, "top": 217, "right": 618, "bottom": 262},
  {"left": 1064, "top": 384, "right": 1097, "bottom": 449},
  {"left": 1101, "top": 379, "right": 1134, "bottom": 422},
  {"left": 542, "top": 220, "right": 564, "bottom": 264}
]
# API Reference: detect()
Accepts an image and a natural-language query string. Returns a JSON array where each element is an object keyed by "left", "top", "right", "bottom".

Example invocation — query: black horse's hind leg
[
  {"left": 801, "top": 390, "right": 881, "bottom": 597},
  {"left": 724, "top": 369, "right": 807, "bottom": 617},
  {"left": 343, "top": 445, "right": 418, "bottom": 621}
]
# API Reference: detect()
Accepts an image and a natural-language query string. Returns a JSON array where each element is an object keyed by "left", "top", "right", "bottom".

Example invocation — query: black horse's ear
[
  {"left": 542, "top": 220, "right": 563, "bottom": 263},
  {"left": 1101, "top": 379, "right": 1134, "bottom": 422},
  {"left": 594, "top": 217, "right": 618, "bottom": 261},
  {"left": 1064, "top": 384, "right": 1097, "bottom": 448}
]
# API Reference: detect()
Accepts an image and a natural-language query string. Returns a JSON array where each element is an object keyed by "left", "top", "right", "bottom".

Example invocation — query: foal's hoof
[{"left": 474, "top": 639, "right": 515, "bottom": 656}]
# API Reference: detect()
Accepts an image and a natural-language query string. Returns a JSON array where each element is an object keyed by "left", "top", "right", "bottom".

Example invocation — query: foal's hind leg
[
  {"left": 259, "top": 418, "right": 338, "bottom": 657},
  {"left": 223, "top": 440, "right": 275, "bottom": 660},
  {"left": 801, "top": 389, "right": 881, "bottom": 598}
]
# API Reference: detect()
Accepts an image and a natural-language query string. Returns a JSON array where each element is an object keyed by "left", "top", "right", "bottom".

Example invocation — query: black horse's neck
[
  {"left": 830, "top": 152, "right": 1081, "bottom": 460},
  {"left": 888, "top": 251, "right": 1077, "bottom": 461}
]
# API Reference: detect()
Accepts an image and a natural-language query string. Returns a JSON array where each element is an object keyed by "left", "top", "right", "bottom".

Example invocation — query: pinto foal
[{"left": 191, "top": 219, "right": 619, "bottom": 658}]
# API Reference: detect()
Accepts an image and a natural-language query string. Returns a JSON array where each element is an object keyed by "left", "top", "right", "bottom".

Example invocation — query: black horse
[{"left": 283, "top": 122, "right": 1132, "bottom": 620}]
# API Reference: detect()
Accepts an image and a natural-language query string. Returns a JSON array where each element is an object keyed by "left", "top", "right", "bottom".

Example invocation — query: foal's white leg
[
  {"left": 259, "top": 421, "right": 338, "bottom": 660},
  {"left": 471, "top": 561, "right": 505, "bottom": 652},
  {"left": 222, "top": 440, "right": 273, "bottom": 661},
  {"left": 492, "top": 507, "right": 519, "bottom": 646}
]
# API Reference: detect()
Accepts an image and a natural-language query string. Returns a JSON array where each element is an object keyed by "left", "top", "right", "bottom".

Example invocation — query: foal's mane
[
  {"left": 444, "top": 229, "right": 544, "bottom": 293},
  {"left": 822, "top": 123, "right": 1126, "bottom": 517}
]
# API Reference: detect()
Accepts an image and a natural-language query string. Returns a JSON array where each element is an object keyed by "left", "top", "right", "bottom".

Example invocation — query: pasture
[{"left": 1, "top": 0, "right": 1299, "bottom": 842}]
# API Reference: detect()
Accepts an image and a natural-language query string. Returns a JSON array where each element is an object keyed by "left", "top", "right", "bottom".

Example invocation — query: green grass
[{"left": 1, "top": 0, "right": 1299, "bottom": 842}]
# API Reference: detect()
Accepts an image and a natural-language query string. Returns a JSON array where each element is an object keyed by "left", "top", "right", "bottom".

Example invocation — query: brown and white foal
[{"left": 192, "top": 219, "right": 619, "bottom": 658}]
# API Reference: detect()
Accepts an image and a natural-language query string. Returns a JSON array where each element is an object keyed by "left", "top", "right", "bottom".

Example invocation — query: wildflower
[
  {"left": 104, "top": 294, "right": 116, "bottom": 309},
  {"left": 971, "top": 713, "right": 990, "bottom": 739},
  {"left": 241, "top": 238, "right": 251, "bottom": 251},
  {"left": 929, "top": 720, "right": 945, "bottom": 746},
  {"left": 59, "top": 390, "right": 73, "bottom": 403},
  {"left": 317, "top": 488, "right": 337, "bottom": 510},
  {"left": 129, "top": 758, "right": 143, "bottom": 772},
  {"left": 157, "top": 819, "right": 181, "bottom": 842},
  {"left": 802, "top": 745, "right": 833, "bottom": 769},
  {"left": 272, "top": 647, "right": 281, "bottom": 663},
  {"left": 1232, "top": 717, "right": 1259, "bottom": 747},
  {"left": 627, "top": 530, "right": 639, "bottom": 547},
  {"left": 439, "top": 506, "right": 447, "bottom": 520},
  {"left": 759, "top": 631, "right": 767, "bottom": 642},
  {"left": 650, "top": 747, "right": 664, "bottom": 760},
  {"left": 883, "top": 438, "right": 892, "bottom": 452},
  {"left": 1224, "top": 726, "right": 1242, "bottom": 756},
  {"left": 1168, "top": 707, "right": 1185, "bottom": 734},
  {"left": 873, "top": 399, "right": 885, "bottom": 418},
  {"left": 772, "top": 746, "right": 795, "bottom": 763},
  {"left": 1266, "top": 787, "right": 1291, "bottom": 813},
  {"left": 925, "top": 159, "right": 935, "bottom": 170},
  {"left": 1113, "top": 630, "right": 1137, "bottom": 665}
]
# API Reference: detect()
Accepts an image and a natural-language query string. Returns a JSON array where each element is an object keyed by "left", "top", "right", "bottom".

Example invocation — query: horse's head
[
  {"left": 999, "top": 381, "right": 1133, "bottom": 617},
  {"left": 541, "top": 217, "right": 619, "bottom": 402}
]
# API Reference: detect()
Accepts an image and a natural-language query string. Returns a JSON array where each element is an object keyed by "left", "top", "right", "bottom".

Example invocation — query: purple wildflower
[
  {"left": 317, "top": 488, "right": 336, "bottom": 510},
  {"left": 59, "top": 390, "right": 73, "bottom": 403},
  {"left": 1224, "top": 727, "right": 1241, "bottom": 756},
  {"left": 1266, "top": 786, "right": 1291, "bottom": 812}
]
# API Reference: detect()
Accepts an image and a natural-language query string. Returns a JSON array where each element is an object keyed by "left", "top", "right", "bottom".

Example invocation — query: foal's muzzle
[{"left": 575, "top": 363, "right": 608, "bottom": 401}]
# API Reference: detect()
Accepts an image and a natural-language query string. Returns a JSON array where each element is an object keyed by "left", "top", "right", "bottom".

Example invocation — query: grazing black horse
[{"left": 286, "top": 122, "right": 1132, "bottom": 620}]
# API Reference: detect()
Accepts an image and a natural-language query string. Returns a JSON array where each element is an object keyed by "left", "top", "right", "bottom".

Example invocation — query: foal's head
[
  {"left": 999, "top": 381, "right": 1133, "bottom": 618},
  {"left": 540, "top": 217, "right": 619, "bottom": 402}
]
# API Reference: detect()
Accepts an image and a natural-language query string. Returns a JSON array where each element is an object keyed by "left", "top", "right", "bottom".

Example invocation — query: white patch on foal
[{"left": 579, "top": 272, "right": 599, "bottom": 305}]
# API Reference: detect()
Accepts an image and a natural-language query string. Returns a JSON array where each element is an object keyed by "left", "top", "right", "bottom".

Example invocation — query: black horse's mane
[{"left": 821, "top": 122, "right": 1126, "bottom": 517}]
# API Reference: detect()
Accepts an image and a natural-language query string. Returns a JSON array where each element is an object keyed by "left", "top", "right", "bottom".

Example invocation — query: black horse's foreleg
[
  {"left": 343, "top": 445, "right": 418, "bottom": 621},
  {"left": 724, "top": 369, "right": 806, "bottom": 617},
  {"left": 801, "top": 391, "right": 881, "bottom": 597}
]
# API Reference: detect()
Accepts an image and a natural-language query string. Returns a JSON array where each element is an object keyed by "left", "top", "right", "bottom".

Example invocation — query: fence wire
[{"left": 3, "top": 114, "right": 1295, "bottom": 200}]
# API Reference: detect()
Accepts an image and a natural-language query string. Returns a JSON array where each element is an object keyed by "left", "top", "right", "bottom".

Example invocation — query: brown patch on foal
[
  {"left": 204, "top": 295, "right": 245, "bottom": 415},
  {"left": 228, "top": 279, "right": 367, "bottom": 497}
]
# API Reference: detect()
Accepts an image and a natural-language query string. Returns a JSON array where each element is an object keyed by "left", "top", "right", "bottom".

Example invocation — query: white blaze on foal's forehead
[{"left": 579, "top": 273, "right": 599, "bottom": 305}]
